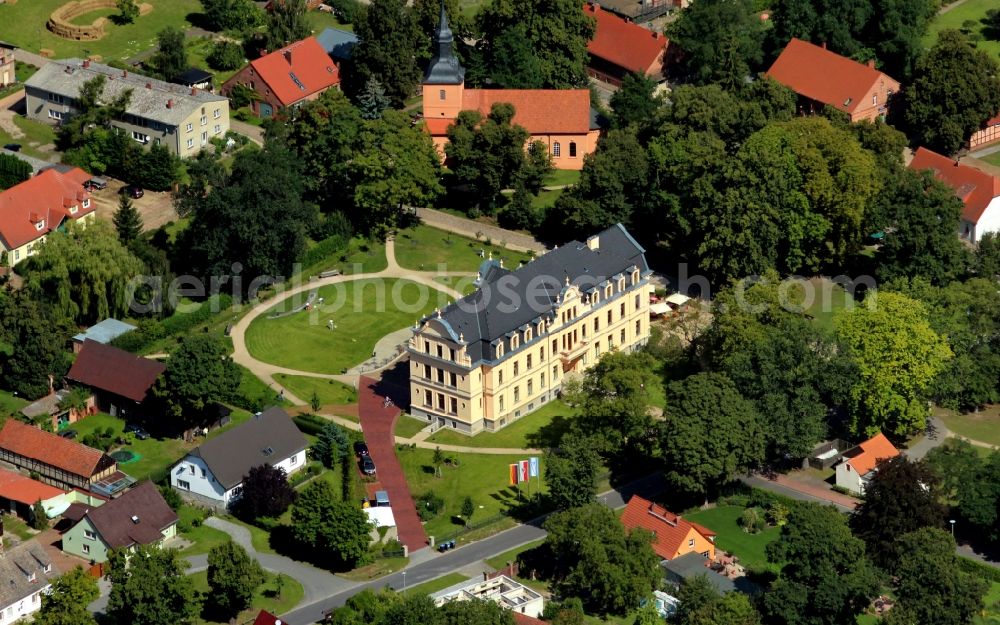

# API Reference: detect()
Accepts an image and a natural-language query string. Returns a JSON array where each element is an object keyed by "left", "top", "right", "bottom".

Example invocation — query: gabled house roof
[
  {"left": 621, "top": 495, "right": 716, "bottom": 561},
  {"left": 0, "top": 540, "right": 55, "bottom": 609},
  {"left": 67, "top": 340, "right": 166, "bottom": 403},
  {"left": 908, "top": 147, "right": 1000, "bottom": 224},
  {"left": 249, "top": 37, "right": 341, "bottom": 107},
  {"left": 76, "top": 480, "right": 178, "bottom": 549},
  {"left": 0, "top": 419, "right": 115, "bottom": 480},
  {"left": 186, "top": 407, "right": 307, "bottom": 490},
  {"left": 253, "top": 611, "right": 284, "bottom": 625},
  {"left": 0, "top": 468, "right": 65, "bottom": 505},
  {"left": 72, "top": 318, "right": 137, "bottom": 345},
  {"left": 317, "top": 27, "right": 359, "bottom": 62},
  {"left": 425, "top": 89, "right": 597, "bottom": 137},
  {"left": 584, "top": 2, "right": 668, "bottom": 76},
  {"left": 0, "top": 167, "right": 93, "bottom": 251},
  {"left": 766, "top": 38, "right": 899, "bottom": 115},
  {"left": 840, "top": 432, "right": 900, "bottom": 477}
]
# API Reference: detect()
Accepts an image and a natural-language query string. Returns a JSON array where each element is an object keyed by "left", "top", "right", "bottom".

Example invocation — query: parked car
[
  {"left": 354, "top": 441, "right": 370, "bottom": 457},
  {"left": 361, "top": 456, "right": 376, "bottom": 475},
  {"left": 3, "top": 144, "right": 21, "bottom": 152},
  {"left": 84, "top": 177, "right": 108, "bottom": 191},
  {"left": 58, "top": 429, "right": 78, "bottom": 439},
  {"left": 121, "top": 185, "right": 144, "bottom": 198},
  {"left": 124, "top": 423, "right": 150, "bottom": 440}
]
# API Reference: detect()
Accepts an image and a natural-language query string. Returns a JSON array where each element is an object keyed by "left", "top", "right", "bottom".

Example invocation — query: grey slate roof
[
  {"left": 72, "top": 318, "right": 136, "bottom": 345},
  {"left": 661, "top": 553, "right": 757, "bottom": 595},
  {"left": 425, "top": 224, "right": 649, "bottom": 364},
  {"left": 188, "top": 407, "right": 307, "bottom": 490},
  {"left": 424, "top": 3, "right": 465, "bottom": 85},
  {"left": 26, "top": 59, "right": 227, "bottom": 127},
  {"left": 0, "top": 540, "right": 55, "bottom": 609},
  {"left": 317, "top": 27, "right": 359, "bottom": 61}
]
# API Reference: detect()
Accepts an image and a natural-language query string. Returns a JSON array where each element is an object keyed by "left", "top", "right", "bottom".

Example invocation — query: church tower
[{"left": 422, "top": 1, "right": 465, "bottom": 120}]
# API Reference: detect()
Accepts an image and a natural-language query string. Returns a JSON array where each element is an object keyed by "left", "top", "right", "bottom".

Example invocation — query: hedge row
[{"left": 111, "top": 293, "right": 233, "bottom": 353}]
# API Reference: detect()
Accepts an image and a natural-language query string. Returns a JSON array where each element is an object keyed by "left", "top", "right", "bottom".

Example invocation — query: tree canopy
[
  {"left": 291, "top": 479, "right": 373, "bottom": 569},
  {"left": 106, "top": 546, "right": 199, "bottom": 625},
  {"left": 154, "top": 334, "right": 241, "bottom": 428},
  {"left": 33, "top": 567, "right": 99, "bottom": 625},
  {"left": 206, "top": 541, "right": 264, "bottom": 619},
  {"left": 667, "top": 0, "right": 766, "bottom": 88},
  {"left": 264, "top": 0, "right": 311, "bottom": 51},
  {"left": 347, "top": 0, "right": 422, "bottom": 106},
  {"left": 234, "top": 463, "right": 297, "bottom": 521}
]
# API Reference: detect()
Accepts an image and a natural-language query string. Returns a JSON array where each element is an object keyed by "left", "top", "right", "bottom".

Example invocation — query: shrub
[
  {"left": 739, "top": 507, "right": 765, "bottom": 534},
  {"left": 207, "top": 40, "right": 244, "bottom": 71},
  {"left": 416, "top": 491, "right": 445, "bottom": 521},
  {"left": 329, "top": 0, "right": 363, "bottom": 23}
]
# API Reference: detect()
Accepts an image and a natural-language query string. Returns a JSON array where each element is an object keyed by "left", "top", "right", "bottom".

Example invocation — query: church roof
[{"left": 424, "top": 3, "right": 465, "bottom": 85}]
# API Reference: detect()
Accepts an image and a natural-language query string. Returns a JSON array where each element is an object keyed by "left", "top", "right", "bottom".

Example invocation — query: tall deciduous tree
[
  {"left": 113, "top": 195, "right": 143, "bottom": 244},
  {"left": 835, "top": 291, "right": 952, "bottom": 437},
  {"left": 234, "top": 464, "right": 297, "bottom": 521},
  {"left": 347, "top": 0, "right": 422, "bottom": 106},
  {"left": 0, "top": 293, "right": 73, "bottom": 399},
  {"left": 291, "top": 479, "right": 373, "bottom": 568},
  {"left": 106, "top": 546, "right": 199, "bottom": 625},
  {"left": 667, "top": 0, "right": 766, "bottom": 88},
  {"left": 264, "top": 0, "right": 311, "bottom": 51},
  {"left": 155, "top": 334, "right": 241, "bottom": 428},
  {"left": 200, "top": 0, "right": 264, "bottom": 32},
  {"left": 33, "top": 567, "right": 99, "bottom": 625},
  {"left": 545, "top": 433, "right": 602, "bottom": 511},
  {"left": 313, "top": 422, "right": 351, "bottom": 468},
  {"left": 905, "top": 30, "right": 1000, "bottom": 154},
  {"left": 149, "top": 27, "right": 188, "bottom": 82},
  {"left": 764, "top": 503, "right": 880, "bottom": 625},
  {"left": 207, "top": 541, "right": 264, "bottom": 618},
  {"left": 609, "top": 73, "right": 663, "bottom": 130},
  {"left": 116, "top": 0, "right": 139, "bottom": 24},
  {"left": 660, "top": 372, "right": 765, "bottom": 498},
  {"left": 473, "top": 0, "right": 595, "bottom": 88}
]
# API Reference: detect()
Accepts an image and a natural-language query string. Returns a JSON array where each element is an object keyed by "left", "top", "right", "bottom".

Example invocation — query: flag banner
[
  {"left": 509, "top": 464, "right": 518, "bottom": 486},
  {"left": 529, "top": 457, "right": 539, "bottom": 478},
  {"left": 520, "top": 460, "right": 529, "bottom": 483}
]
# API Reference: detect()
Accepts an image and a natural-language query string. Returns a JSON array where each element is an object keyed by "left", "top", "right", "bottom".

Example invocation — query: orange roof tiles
[
  {"left": 0, "top": 420, "right": 112, "bottom": 480},
  {"left": 513, "top": 613, "right": 546, "bottom": 625},
  {"left": 909, "top": 147, "right": 1000, "bottom": 224},
  {"left": 585, "top": 3, "right": 668, "bottom": 76},
  {"left": 0, "top": 468, "right": 65, "bottom": 505},
  {"left": 250, "top": 36, "right": 341, "bottom": 107},
  {"left": 458, "top": 89, "right": 593, "bottom": 135},
  {"left": 843, "top": 433, "right": 900, "bottom": 476},
  {"left": 620, "top": 495, "right": 716, "bottom": 561},
  {"left": 0, "top": 167, "right": 93, "bottom": 251},
  {"left": 766, "top": 38, "right": 899, "bottom": 115}
]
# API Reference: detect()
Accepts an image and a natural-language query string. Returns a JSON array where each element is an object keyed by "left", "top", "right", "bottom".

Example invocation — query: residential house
[
  {"left": 0, "top": 419, "right": 118, "bottom": 492},
  {"left": 584, "top": 2, "right": 669, "bottom": 87},
  {"left": 969, "top": 113, "right": 1000, "bottom": 150},
  {"left": 62, "top": 480, "right": 178, "bottom": 563},
  {"left": 835, "top": 432, "right": 900, "bottom": 495},
  {"left": 0, "top": 540, "right": 56, "bottom": 625},
  {"left": 364, "top": 506, "right": 397, "bottom": 543},
  {"left": 66, "top": 340, "right": 165, "bottom": 420},
  {"left": 432, "top": 574, "right": 544, "bottom": 619},
  {"left": 25, "top": 59, "right": 230, "bottom": 156},
  {"left": 422, "top": 6, "right": 601, "bottom": 170},
  {"left": 0, "top": 42, "right": 14, "bottom": 88},
  {"left": 253, "top": 611, "right": 286, "bottom": 625},
  {"left": 71, "top": 318, "right": 137, "bottom": 353},
  {"left": 0, "top": 467, "right": 65, "bottom": 521},
  {"left": 661, "top": 552, "right": 754, "bottom": 594},
  {"left": 908, "top": 146, "right": 1000, "bottom": 243},
  {"left": 0, "top": 166, "right": 95, "bottom": 267},
  {"left": 221, "top": 36, "right": 342, "bottom": 118},
  {"left": 20, "top": 388, "right": 96, "bottom": 433},
  {"left": 766, "top": 38, "right": 900, "bottom": 123},
  {"left": 593, "top": 0, "right": 674, "bottom": 21},
  {"left": 170, "top": 407, "right": 307, "bottom": 508},
  {"left": 317, "top": 27, "right": 359, "bottom": 64},
  {"left": 621, "top": 495, "right": 717, "bottom": 561},
  {"left": 408, "top": 224, "right": 651, "bottom": 434}
]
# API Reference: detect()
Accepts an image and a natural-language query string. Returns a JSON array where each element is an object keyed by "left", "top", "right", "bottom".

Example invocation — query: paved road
[
  {"left": 415, "top": 207, "right": 547, "bottom": 254},
  {"left": 281, "top": 472, "right": 666, "bottom": 624},
  {"left": 740, "top": 475, "right": 855, "bottom": 513}
]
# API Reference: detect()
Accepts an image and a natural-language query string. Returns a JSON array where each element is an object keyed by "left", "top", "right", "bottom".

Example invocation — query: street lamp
[
  {"left": 950, "top": 519, "right": 956, "bottom": 537},
  {"left": 402, "top": 571, "right": 406, "bottom": 593}
]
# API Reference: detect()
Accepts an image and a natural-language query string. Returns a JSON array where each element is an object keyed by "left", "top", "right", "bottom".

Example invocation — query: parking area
[{"left": 89, "top": 177, "right": 179, "bottom": 232}]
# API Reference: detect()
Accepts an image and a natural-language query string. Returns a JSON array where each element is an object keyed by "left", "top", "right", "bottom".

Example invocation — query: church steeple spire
[{"left": 424, "top": 0, "right": 465, "bottom": 85}]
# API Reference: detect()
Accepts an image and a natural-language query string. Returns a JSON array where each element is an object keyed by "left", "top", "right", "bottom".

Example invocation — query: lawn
[
  {"left": 925, "top": 0, "right": 1000, "bottom": 61},
  {"left": 0, "top": 0, "right": 203, "bottom": 62},
  {"left": 306, "top": 9, "right": 353, "bottom": 33},
  {"left": 982, "top": 151, "right": 1000, "bottom": 168},
  {"left": 426, "top": 400, "right": 566, "bottom": 449},
  {"left": 401, "top": 572, "right": 470, "bottom": 597},
  {"left": 338, "top": 556, "right": 409, "bottom": 582},
  {"left": 772, "top": 276, "right": 855, "bottom": 333},
  {"left": 189, "top": 569, "right": 304, "bottom": 624},
  {"left": 185, "top": 36, "right": 241, "bottom": 86},
  {"left": 433, "top": 276, "right": 478, "bottom": 296},
  {"left": 531, "top": 188, "right": 563, "bottom": 210},
  {"left": 937, "top": 405, "right": 1000, "bottom": 447},
  {"left": 237, "top": 364, "right": 289, "bottom": 409},
  {"left": 484, "top": 538, "right": 545, "bottom": 571},
  {"left": 976, "top": 581, "right": 1000, "bottom": 625},
  {"left": 0, "top": 390, "right": 27, "bottom": 418},
  {"left": 301, "top": 236, "right": 387, "bottom": 277},
  {"left": 683, "top": 506, "right": 781, "bottom": 571},
  {"left": 70, "top": 412, "right": 189, "bottom": 482},
  {"left": 397, "top": 447, "right": 542, "bottom": 540},
  {"left": 395, "top": 415, "right": 429, "bottom": 439},
  {"left": 245, "top": 278, "right": 447, "bottom": 375},
  {"left": 542, "top": 169, "right": 581, "bottom": 188},
  {"left": 274, "top": 374, "right": 357, "bottom": 407},
  {"left": 177, "top": 505, "right": 230, "bottom": 556},
  {"left": 394, "top": 224, "right": 534, "bottom": 272},
  {"left": 0, "top": 62, "right": 38, "bottom": 99},
  {"left": 0, "top": 115, "right": 60, "bottom": 161}
]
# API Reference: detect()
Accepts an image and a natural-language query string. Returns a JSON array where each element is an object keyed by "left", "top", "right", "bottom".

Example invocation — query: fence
[{"left": 435, "top": 512, "right": 508, "bottom": 544}]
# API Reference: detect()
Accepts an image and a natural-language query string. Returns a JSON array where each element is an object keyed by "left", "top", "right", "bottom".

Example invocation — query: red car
[{"left": 122, "top": 185, "right": 144, "bottom": 199}]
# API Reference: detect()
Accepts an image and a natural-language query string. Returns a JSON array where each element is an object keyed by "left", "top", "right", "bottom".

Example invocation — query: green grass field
[
  {"left": 0, "top": 391, "right": 27, "bottom": 418},
  {"left": 189, "top": 569, "right": 304, "bottom": 624},
  {"left": 245, "top": 278, "right": 447, "bottom": 374},
  {"left": 70, "top": 412, "right": 189, "bottom": 482},
  {"left": 397, "top": 447, "right": 542, "bottom": 540},
  {"left": 0, "top": 0, "right": 202, "bottom": 63},
  {"left": 426, "top": 400, "right": 565, "bottom": 449},
  {"left": 976, "top": 581, "right": 1000, "bottom": 624},
  {"left": 683, "top": 506, "right": 781, "bottom": 571},
  {"left": 394, "top": 224, "right": 534, "bottom": 272},
  {"left": 484, "top": 538, "right": 546, "bottom": 571},
  {"left": 0, "top": 116, "right": 60, "bottom": 161},
  {"left": 400, "top": 572, "right": 471, "bottom": 597},
  {"left": 925, "top": 0, "right": 1000, "bottom": 61},
  {"left": 302, "top": 236, "right": 388, "bottom": 276},
  {"left": 937, "top": 406, "right": 1000, "bottom": 447},
  {"left": 542, "top": 169, "right": 581, "bottom": 187},
  {"left": 395, "top": 415, "right": 429, "bottom": 439},
  {"left": 236, "top": 364, "right": 289, "bottom": 409},
  {"left": 981, "top": 152, "right": 1000, "bottom": 168},
  {"left": 274, "top": 374, "right": 357, "bottom": 406},
  {"left": 433, "top": 276, "right": 478, "bottom": 296},
  {"left": 177, "top": 505, "right": 230, "bottom": 556}
]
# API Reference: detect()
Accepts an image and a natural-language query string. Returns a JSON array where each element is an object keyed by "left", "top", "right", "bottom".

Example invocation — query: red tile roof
[
  {"left": 513, "top": 614, "right": 546, "bottom": 625},
  {"left": 0, "top": 420, "right": 111, "bottom": 479},
  {"left": 0, "top": 167, "right": 93, "bottom": 251},
  {"left": 253, "top": 611, "right": 282, "bottom": 625},
  {"left": 842, "top": 432, "right": 900, "bottom": 476},
  {"left": 909, "top": 147, "right": 1000, "bottom": 224},
  {"left": 436, "top": 88, "right": 593, "bottom": 136},
  {"left": 766, "top": 38, "right": 899, "bottom": 115},
  {"left": 79, "top": 481, "right": 178, "bottom": 549},
  {"left": 67, "top": 340, "right": 166, "bottom": 403},
  {"left": 250, "top": 36, "right": 341, "bottom": 107},
  {"left": 0, "top": 468, "right": 65, "bottom": 505},
  {"left": 585, "top": 3, "right": 668, "bottom": 76},
  {"left": 620, "top": 495, "right": 716, "bottom": 561}
]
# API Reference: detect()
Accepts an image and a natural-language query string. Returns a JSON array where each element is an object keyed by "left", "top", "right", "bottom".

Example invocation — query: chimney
[
  {"left": 145, "top": 82, "right": 152, "bottom": 89},
  {"left": 131, "top": 515, "right": 139, "bottom": 524},
  {"left": 82, "top": 59, "right": 90, "bottom": 68},
  {"left": 190, "top": 87, "right": 197, "bottom": 96},
  {"left": 867, "top": 59, "right": 875, "bottom": 68},
  {"left": 483, "top": 571, "right": 488, "bottom": 581},
  {"left": 166, "top": 99, "right": 173, "bottom": 108},
  {"left": 820, "top": 42, "right": 827, "bottom": 49},
  {"left": 122, "top": 70, "right": 128, "bottom": 78},
  {"left": 284, "top": 49, "right": 292, "bottom": 65}
]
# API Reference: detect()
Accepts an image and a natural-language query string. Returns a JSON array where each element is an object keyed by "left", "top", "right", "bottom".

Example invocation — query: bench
[{"left": 318, "top": 269, "right": 341, "bottom": 278}]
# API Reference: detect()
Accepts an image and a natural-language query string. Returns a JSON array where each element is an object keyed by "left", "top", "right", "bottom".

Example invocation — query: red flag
[
  {"left": 509, "top": 463, "right": 518, "bottom": 485},
  {"left": 520, "top": 460, "right": 529, "bottom": 483}
]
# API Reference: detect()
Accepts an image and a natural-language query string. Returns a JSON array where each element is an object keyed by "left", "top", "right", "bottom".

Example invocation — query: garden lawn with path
[
  {"left": 301, "top": 236, "right": 387, "bottom": 277},
  {"left": 433, "top": 276, "right": 478, "bottom": 296},
  {"left": 394, "top": 415, "right": 429, "bottom": 439},
  {"left": 236, "top": 364, "right": 289, "bottom": 409},
  {"left": 69, "top": 412, "right": 189, "bottom": 482},
  {"left": 425, "top": 400, "right": 572, "bottom": 449},
  {"left": 0, "top": 0, "right": 202, "bottom": 62},
  {"left": 245, "top": 278, "right": 447, "bottom": 375},
  {"left": 188, "top": 569, "right": 304, "bottom": 625},
  {"left": 936, "top": 405, "right": 1000, "bottom": 447},
  {"left": 683, "top": 506, "right": 780, "bottom": 572},
  {"left": 925, "top": 0, "right": 1000, "bottom": 60},
  {"left": 177, "top": 505, "right": 230, "bottom": 556},
  {"left": 401, "top": 572, "right": 471, "bottom": 597},
  {"left": 394, "top": 224, "right": 534, "bottom": 273},
  {"left": 397, "top": 447, "right": 544, "bottom": 541},
  {"left": 274, "top": 374, "right": 357, "bottom": 406}
]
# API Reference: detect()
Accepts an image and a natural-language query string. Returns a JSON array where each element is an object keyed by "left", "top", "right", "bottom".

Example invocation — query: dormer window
[
  {"left": 35, "top": 220, "right": 44, "bottom": 231},
  {"left": 632, "top": 270, "right": 639, "bottom": 284},
  {"left": 525, "top": 328, "right": 532, "bottom": 341},
  {"left": 43, "top": 564, "right": 51, "bottom": 574},
  {"left": 27, "top": 572, "right": 35, "bottom": 582},
  {"left": 69, "top": 205, "right": 78, "bottom": 214},
  {"left": 619, "top": 278, "right": 625, "bottom": 291}
]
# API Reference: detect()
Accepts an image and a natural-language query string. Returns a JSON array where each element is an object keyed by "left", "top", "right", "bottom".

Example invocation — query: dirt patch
[{"left": 90, "top": 178, "right": 179, "bottom": 233}]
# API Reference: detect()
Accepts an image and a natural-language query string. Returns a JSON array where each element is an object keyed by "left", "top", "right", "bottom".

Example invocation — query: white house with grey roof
[
  {"left": 407, "top": 223, "right": 652, "bottom": 434},
  {"left": 0, "top": 540, "right": 56, "bottom": 625},
  {"left": 170, "top": 407, "right": 307, "bottom": 508},
  {"left": 24, "top": 59, "right": 229, "bottom": 157}
]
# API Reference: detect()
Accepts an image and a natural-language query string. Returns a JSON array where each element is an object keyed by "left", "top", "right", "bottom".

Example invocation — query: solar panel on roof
[{"left": 288, "top": 71, "right": 307, "bottom": 91}]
